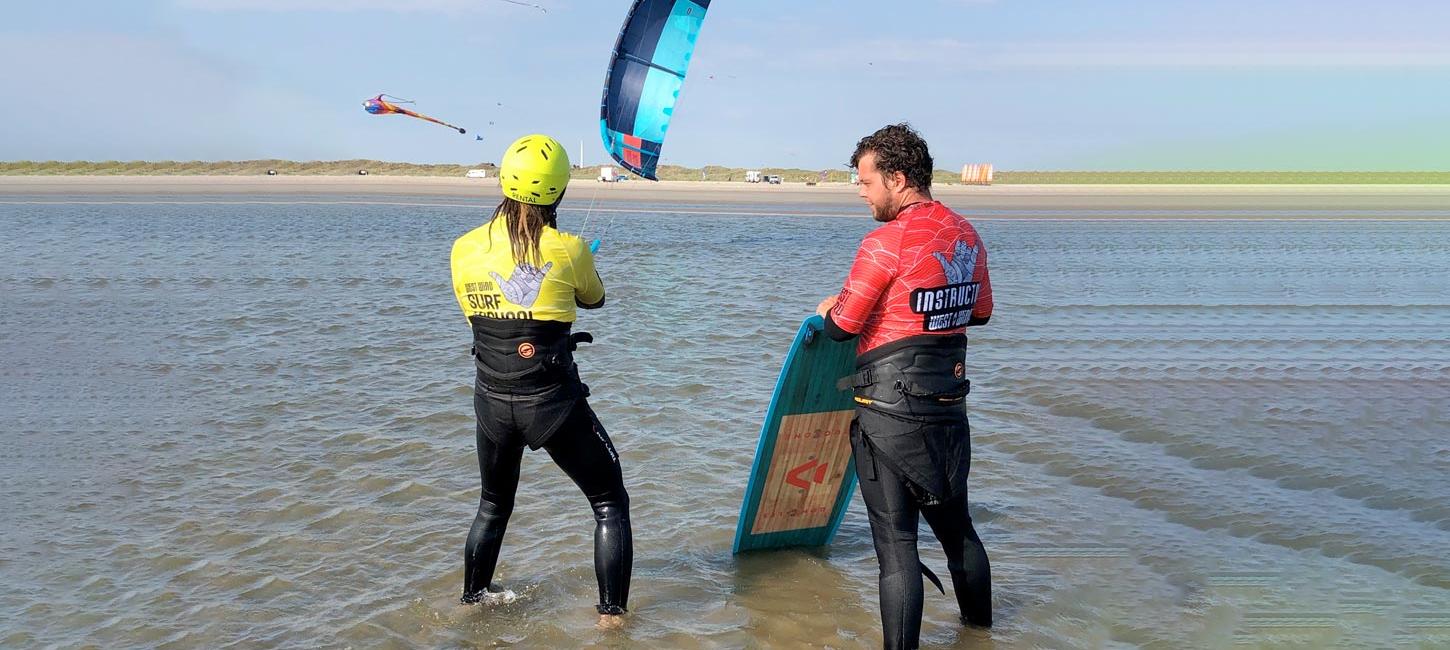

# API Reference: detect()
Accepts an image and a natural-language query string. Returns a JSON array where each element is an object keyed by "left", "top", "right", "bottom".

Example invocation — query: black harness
[
  {"left": 848, "top": 335, "right": 974, "bottom": 505},
  {"left": 468, "top": 316, "right": 593, "bottom": 449},
  {"left": 469, "top": 317, "right": 591, "bottom": 393},
  {"left": 848, "top": 335, "right": 970, "bottom": 420}
]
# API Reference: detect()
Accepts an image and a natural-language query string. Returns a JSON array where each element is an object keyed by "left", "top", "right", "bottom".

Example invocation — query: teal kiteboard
[{"left": 733, "top": 315, "right": 860, "bottom": 553}]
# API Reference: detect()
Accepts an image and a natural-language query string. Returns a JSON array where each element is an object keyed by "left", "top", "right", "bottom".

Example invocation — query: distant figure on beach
[
  {"left": 449, "top": 134, "right": 632, "bottom": 630},
  {"left": 816, "top": 124, "right": 995, "bottom": 648}
]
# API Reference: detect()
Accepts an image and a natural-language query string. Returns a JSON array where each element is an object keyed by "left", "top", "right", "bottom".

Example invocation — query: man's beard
[{"left": 870, "top": 199, "right": 898, "bottom": 222}]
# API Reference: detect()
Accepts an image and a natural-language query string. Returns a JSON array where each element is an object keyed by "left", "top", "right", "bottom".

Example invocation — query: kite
[
  {"left": 497, "top": 0, "right": 546, "bottom": 12},
  {"left": 363, "top": 94, "right": 467, "bottom": 134},
  {"left": 599, "top": 0, "right": 710, "bottom": 180}
]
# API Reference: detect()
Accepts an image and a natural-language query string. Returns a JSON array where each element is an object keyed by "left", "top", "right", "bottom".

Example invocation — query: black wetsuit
[
  {"left": 827, "top": 330, "right": 994, "bottom": 649},
  {"left": 852, "top": 409, "right": 992, "bottom": 646},
  {"left": 461, "top": 317, "right": 632, "bottom": 614}
]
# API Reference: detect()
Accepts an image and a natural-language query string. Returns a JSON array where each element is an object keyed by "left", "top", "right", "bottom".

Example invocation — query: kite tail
[{"left": 497, "top": 0, "right": 547, "bottom": 12}]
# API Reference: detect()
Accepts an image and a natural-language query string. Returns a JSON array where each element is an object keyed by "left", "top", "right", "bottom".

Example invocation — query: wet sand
[{"left": 3, "top": 175, "right": 1449, "bottom": 214}]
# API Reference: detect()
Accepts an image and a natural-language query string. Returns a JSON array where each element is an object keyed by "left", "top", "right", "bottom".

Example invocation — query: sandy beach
[{"left": 3, "top": 175, "right": 1449, "bottom": 213}]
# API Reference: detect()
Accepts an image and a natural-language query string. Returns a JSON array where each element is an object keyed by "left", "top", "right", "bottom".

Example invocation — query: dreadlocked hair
[{"left": 492, "top": 196, "right": 559, "bottom": 267}]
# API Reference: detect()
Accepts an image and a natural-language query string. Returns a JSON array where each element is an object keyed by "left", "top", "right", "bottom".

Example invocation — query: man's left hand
[{"left": 816, "top": 295, "right": 838, "bottom": 317}]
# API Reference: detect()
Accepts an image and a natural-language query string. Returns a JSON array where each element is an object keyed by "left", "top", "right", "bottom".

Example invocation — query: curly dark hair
[{"left": 849, "top": 123, "right": 934, "bottom": 191}]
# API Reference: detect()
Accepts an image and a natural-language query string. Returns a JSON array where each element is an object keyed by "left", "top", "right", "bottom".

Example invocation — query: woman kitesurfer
[{"left": 450, "top": 134, "right": 632, "bottom": 629}]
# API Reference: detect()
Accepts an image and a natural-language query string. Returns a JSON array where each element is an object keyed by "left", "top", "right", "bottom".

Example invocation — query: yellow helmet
[{"left": 499, "top": 134, "right": 571, "bottom": 205}]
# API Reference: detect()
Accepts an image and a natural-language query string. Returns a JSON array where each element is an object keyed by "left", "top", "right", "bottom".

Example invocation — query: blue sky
[{"left": 3, "top": 0, "right": 1449, "bottom": 170}]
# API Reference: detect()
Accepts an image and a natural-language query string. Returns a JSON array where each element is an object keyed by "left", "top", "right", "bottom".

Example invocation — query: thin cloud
[
  {"left": 174, "top": 0, "right": 539, "bottom": 12},
  {"left": 808, "top": 39, "right": 1450, "bottom": 69},
  {"left": 1004, "top": 41, "right": 1450, "bottom": 68}
]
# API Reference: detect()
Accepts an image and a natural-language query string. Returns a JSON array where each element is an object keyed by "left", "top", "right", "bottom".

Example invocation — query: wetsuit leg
[
  {"left": 542, "top": 401, "right": 632, "bottom": 614},
  {"left": 921, "top": 492, "right": 992, "bottom": 627},
  {"left": 462, "top": 414, "right": 525, "bottom": 602},
  {"left": 853, "top": 426, "right": 925, "bottom": 649}
]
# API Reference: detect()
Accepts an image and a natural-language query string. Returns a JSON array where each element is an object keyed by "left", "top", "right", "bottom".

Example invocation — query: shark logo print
[
  {"left": 912, "top": 240, "right": 981, "bottom": 332},
  {"left": 489, "top": 261, "right": 553, "bottom": 309}
]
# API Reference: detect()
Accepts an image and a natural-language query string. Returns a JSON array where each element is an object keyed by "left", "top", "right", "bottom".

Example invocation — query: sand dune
[{"left": 3, "top": 175, "right": 1448, "bottom": 214}]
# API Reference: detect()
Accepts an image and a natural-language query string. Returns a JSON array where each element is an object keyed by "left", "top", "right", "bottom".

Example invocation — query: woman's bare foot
[{"left": 596, "top": 614, "right": 627, "bottom": 631}]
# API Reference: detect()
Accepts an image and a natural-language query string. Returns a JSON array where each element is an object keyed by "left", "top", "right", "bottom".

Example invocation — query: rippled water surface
[{"left": 3, "top": 195, "right": 1449, "bottom": 648}]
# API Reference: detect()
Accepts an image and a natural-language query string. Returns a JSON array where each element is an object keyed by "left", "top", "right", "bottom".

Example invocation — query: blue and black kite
[{"left": 599, "top": 0, "right": 710, "bottom": 181}]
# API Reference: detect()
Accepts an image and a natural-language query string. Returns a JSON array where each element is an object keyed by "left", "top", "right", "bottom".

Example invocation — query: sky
[{"left": 2, "top": 0, "right": 1449, "bottom": 170}]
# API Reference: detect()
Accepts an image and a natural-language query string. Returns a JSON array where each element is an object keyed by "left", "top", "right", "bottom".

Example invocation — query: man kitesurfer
[
  {"left": 816, "top": 123, "right": 995, "bottom": 648},
  {"left": 451, "top": 134, "right": 632, "bottom": 630}
]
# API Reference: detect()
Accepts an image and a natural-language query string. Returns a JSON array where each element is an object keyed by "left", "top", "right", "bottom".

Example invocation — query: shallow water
[{"left": 2, "top": 195, "right": 1448, "bottom": 648}]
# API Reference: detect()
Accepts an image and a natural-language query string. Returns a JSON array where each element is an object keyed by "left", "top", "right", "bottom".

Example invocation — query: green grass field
[{"left": 2, "top": 160, "right": 1447, "bottom": 184}]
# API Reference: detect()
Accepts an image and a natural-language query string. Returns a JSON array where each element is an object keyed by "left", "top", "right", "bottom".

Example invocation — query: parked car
[
  {"left": 764, "top": 174, "right": 782, "bottom": 185},
  {"left": 465, "top": 169, "right": 488, "bottom": 178},
  {"left": 358, "top": 169, "right": 369, "bottom": 176}
]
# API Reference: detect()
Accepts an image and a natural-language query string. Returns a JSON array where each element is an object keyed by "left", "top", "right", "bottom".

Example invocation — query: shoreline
[{"left": 4, "top": 176, "right": 1449, "bottom": 213}]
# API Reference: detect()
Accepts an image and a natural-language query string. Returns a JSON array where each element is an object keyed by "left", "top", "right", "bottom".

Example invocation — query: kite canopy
[{"left": 599, "top": 0, "right": 710, "bottom": 180}]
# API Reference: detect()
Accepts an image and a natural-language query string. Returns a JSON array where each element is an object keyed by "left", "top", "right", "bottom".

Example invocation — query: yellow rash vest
[{"left": 451, "top": 216, "right": 604, "bottom": 323}]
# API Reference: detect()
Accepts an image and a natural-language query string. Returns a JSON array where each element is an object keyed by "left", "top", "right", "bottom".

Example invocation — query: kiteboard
[{"left": 733, "top": 315, "right": 859, "bottom": 554}]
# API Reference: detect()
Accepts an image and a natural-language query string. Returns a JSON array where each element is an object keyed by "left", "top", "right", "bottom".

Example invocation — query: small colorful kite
[{"left": 363, "top": 94, "right": 467, "bottom": 134}]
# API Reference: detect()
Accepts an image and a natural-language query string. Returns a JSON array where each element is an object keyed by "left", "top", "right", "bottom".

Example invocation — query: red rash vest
[{"left": 830, "top": 201, "right": 993, "bottom": 355}]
